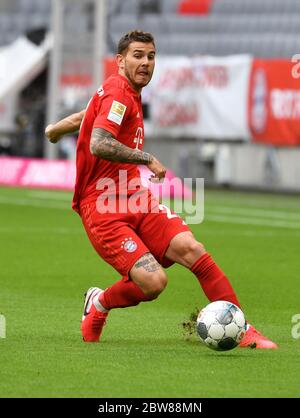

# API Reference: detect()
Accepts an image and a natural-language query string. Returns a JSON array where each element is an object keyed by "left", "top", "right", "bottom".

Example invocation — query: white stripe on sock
[{"left": 93, "top": 292, "right": 108, "bottom": 313}]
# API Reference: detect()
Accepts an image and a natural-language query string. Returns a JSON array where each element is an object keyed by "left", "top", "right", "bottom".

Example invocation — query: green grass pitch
[{"left": 1, "top": 186, "right": 300, "bottom": 398}]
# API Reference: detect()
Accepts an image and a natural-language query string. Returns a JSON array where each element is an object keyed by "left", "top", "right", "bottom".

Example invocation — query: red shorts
[{"left": 79, "top": 194, "right": 190, "bottom": 277}]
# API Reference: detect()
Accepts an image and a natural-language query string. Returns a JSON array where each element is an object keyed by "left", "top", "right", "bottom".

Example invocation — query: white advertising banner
[
  {"left": 0, "top": 94, "right": 17, "bottom": 132},
  {"left": 147, "top": 55, "right": 252, "bottom": 140},
  {"left": 0, "top": 36, "right": 50, "bottom": 100}
]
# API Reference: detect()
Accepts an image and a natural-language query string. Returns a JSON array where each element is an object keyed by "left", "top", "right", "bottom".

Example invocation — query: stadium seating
[
  {"left": 1, "top": 0, "right": 300, "bottom": 58},
  {"left": 106, "top": 0, "right": 300, "bottom": 57},
  {"left": 160, "top": 0, "right": 181, "bottom": 14},
  {"left": 119, "top": 0, "right": 139, "bottom": 15},
  {"left": 0, "top": 0, "right": 50, "bottom": 46},
  {"left": 212, "top": 0, "right": 300, "bottom": 14},
  {"left": 164, "top": 14, "right": 300, "bottom": 34}
]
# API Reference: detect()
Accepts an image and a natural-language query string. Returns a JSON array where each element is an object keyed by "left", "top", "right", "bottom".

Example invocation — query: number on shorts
[{"left": 159, "top": 204, "right": 179, "bottom": 219}]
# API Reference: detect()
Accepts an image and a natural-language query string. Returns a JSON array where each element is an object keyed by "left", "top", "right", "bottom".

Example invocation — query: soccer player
[{"left": 45, "top": 30, "right": 277, "bottom": 349}]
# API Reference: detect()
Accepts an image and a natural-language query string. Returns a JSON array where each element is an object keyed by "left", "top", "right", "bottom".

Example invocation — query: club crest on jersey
[
  {"left": 108, "top": 100, "right": 127, "bottom": 125},
  {"left": 121, "top": 238, "right": 137, "bottom": 253}
]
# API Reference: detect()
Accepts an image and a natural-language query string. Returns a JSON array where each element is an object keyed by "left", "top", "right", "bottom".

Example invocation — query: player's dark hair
[{"left": 117, "top": 30, "right": 155, "bottom": 55}]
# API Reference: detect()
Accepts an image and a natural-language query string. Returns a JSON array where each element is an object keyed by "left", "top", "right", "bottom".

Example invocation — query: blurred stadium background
[
  {"left": 1, "top": 0, "right": 300, "bottom": 192},
  {"left": 2, "top": 1, "right": 300, "bottom": 398}
]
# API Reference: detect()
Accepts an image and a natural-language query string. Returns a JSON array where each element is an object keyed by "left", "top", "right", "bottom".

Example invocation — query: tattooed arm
[
  {"left": 90, "top": 127, "right": 167, "bottom": 180},
  {"left": 90, "top": 127, "right": 152, "bottom": 164}
]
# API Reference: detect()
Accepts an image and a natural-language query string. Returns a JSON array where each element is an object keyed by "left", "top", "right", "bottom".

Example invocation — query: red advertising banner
[
  {"left": 60, "top": 58, "right": 117, "bottom": 88},
  {"left": 249, "top": 59, "right": 300, "bottom": 146}
]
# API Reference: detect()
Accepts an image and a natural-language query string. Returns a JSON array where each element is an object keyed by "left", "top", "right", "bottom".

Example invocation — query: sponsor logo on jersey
[
  {"left": 133, "top": 127, "right": 144, "bottom": 149},
  {"left": 107, "top": 100, "right": 127, "bottom": 125}
]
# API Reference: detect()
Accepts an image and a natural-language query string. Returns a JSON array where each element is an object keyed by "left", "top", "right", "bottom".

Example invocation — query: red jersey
[{"left": 72, "top": 74, "right": 145, "bottom": 213}]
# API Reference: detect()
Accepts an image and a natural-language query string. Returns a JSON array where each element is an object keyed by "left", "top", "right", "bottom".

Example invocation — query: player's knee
[
  {"left": 144, "top": 270, "right": 168, "bottom": 300},
  {"left": 189, "top": 240, "right": 205, "bottom": 257},
  {"left": 177, "top": 239, "right": 206, "bottom": 267},
  {"left": 181, "top": 238, "right": 205, "bottom": 257}
]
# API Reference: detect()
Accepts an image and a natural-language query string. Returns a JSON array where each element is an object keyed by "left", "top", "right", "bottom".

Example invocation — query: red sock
[
  {"left": 190, "top": 253, "right": 241, "bottom": 308},
  {"left": 99, "top": 276, "right": 152, "bottom": 310}
]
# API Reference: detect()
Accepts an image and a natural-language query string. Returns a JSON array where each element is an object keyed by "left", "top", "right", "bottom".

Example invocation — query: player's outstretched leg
[
  {"left": 165, "top": 231, "right": 277, "bottom": 349},
  {"left": 81, "top": 253, "right": 167, "bottom": 342},
  {"left": 165, "top": 232, "right": 241, "bottom": 306}
]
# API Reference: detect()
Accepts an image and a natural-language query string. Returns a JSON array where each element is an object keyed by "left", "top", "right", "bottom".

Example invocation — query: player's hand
[
  {"left": 45, "top": 124, "right": 62, "bottom": 143},
  {"left": 147, "top": 157, "right": 167, "bottom": 183}
]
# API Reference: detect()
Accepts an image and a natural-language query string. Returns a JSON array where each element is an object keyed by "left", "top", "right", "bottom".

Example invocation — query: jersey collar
[{"left": 117, "top": 74, "right": 141, "bottom": 98}]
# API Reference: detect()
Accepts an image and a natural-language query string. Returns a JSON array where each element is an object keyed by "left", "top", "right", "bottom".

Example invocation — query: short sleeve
[{"left": 93, "top": 88, "right": 133, "bottom": 137}]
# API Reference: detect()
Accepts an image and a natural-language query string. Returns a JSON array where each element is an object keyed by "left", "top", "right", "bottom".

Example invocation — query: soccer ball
[{"left": 196, "top": 301, "right": 247, "bottom": 351}]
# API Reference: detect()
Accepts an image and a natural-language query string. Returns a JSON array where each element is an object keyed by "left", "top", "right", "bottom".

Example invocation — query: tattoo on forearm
[
  {"left": 90, "top": 128, "right": 153, "bottom": 165},
  {"left": 134, "top": 253, "right": 161, "bottom": 273}
]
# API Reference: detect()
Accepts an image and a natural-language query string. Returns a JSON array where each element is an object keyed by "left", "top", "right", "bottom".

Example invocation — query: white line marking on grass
[
  {"left": 0, "top": 226, "right": 83, "bottom": 234},
  {"left": 0, "top": 195, "right": 70, "bottom": 210},
  {"left": 208, "top": 197, "right": 300, "bottom": 211},
  {"left": 27, "top": 191, "right": 72, "bottom": 201},
  {"left": 207, "top": 206, "right": 300, "bottom": 220},
  {"left": 205, "top": 214, "right": 300, "bottom": 229},
  {"left": 2, "top": 194, "right": 300, "bottom": 230},
  {"left": 202, "top": 229, "right": 300, "bottom": 237}
]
